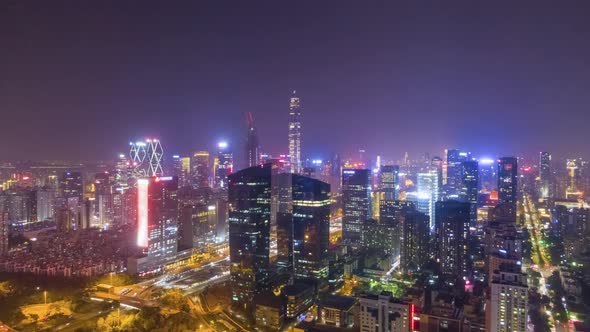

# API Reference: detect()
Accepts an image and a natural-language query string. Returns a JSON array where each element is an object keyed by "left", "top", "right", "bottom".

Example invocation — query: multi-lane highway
[{"left": 522, "top": 194, "right": 572, "bottom": 332}]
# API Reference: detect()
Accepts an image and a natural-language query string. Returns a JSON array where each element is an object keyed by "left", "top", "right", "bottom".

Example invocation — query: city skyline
[
  {"left": 1, "top": 3, "right": 589, "bottom": 332},
  {"left": 2, "top": 2, "right": 590, "bottom": 161}
]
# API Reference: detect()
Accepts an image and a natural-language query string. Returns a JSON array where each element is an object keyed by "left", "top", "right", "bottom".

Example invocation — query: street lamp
[{"left": 44, "top": 291, "right": 47, "bottom": 305}]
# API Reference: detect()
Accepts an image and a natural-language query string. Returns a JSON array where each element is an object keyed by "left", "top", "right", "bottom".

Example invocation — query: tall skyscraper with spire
[
  {"left": 288, "top": 91, "right": 302, "bottom": 174},
  {"left": 245, "top": 112, "right": 260, "bottom": 168}
]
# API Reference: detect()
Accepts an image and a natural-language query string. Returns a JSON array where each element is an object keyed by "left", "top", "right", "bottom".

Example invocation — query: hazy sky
[{"left": 2, "top": 1, "right": 590, "bottom": 163}]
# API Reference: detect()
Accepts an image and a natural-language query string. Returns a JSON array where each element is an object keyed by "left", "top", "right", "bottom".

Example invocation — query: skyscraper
[
  {"left": 228, "top": 164, "right": 272, "bottom": 310},
  {"left": 214, "top": 142, "right": 233, "bottom": 189},
  {"left": 59, "top": 171, "right": 83, "bottom": 200},
  {"left": 290, "top": 174, "right": 331, "bottom": 283},
  {"left": 498, "top": 157, "right": 518, "bottom": 221},
  {"left": 170, "top": 155, "right": 191, "bottom": 187},
  {"left": 435, "top": 200, "right": 470, "bottom": 278},
  {"left": 342, "top": 169, "right": 371, "bottom": 249},
  {"left": 566, "top": 158, "right": 581, "bottom": 197},
  {"left": 129, "top": 138, "right": 164, "bottom": 177},
  {"left": 131, "top": 176, "right": 179, "bottom": 274},
  {"left": 380, "top": 165, "right": 399, "bottom": 201},
  {"left": 400, "top": 206, "right": 430, "bottom": 273},
  {"left": 288, "top": 91, "right": 302, "bottom": 174},
  {"left": 36, "top": 187, "right": 56, "bottom": 222},
  {"left": 170, "top": 155, "right": 182, "bottom": 180},
  {"left": 180, "top": 157, "right": 190, "bottom": 187},
  {"left": 191, "top": 151, "right": 209, "bottom": 188},
  {"left": 94, "top": 172, "right": 114, "bottom": 228},
  {"left": 416, "top": 170, "right": 440, "bottom": 230},
  {"left": 478, "top": 158, "right": 497, "bottom": 192},
  {"left": 444, "top": 149, "right": 470, "bottom": 198},
  {"left": 539, "top": 152, "right": 551, "bottom": 199},
  {"left": 246, "top": 112, "right": 260, "bottom": 168},
  {"left": 461, "top": 160, "right": 479, "bottom": 227}
]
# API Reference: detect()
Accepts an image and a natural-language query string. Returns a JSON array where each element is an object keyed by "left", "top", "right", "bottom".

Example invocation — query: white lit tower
[
  {"left": 130, "top": 140, "right": 147, "bottom": 176},
  {"left": 288, "top": 91, "right": 302, "bottom": 174},
  {"left": 129, "top": 138, "right": 164, "bottom": 177}
]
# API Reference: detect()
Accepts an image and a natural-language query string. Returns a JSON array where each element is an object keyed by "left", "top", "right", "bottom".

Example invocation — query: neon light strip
[{"left": 137, "top": 179, "right": 149, "bottom": 247}]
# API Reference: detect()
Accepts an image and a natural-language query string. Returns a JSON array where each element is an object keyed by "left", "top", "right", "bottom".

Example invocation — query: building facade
[
  {"left": 228, "top": 164, "right": 272, "bottom": 310},
  {"left": 288, "top": 91, "right": 302, "bottom": 174},
  {"left": 342, "top": 169, "right": 372, "bottom": 249}
]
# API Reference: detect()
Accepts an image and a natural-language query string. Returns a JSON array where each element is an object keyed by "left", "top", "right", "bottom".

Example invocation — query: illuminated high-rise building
[
  {"left": 129, "top": 138, "right": 164, "bottom": 177},
  {"left": 36, "top": 187, "right": 56, "bottom": 222},
  {"left": 487, "top": 263, "right": 528, "bottom": 332},
  {"left": 400, "top": 206, "right": 430, "bottom": 273},
  {"left": 566, "top": 159, "right": 581, "bottom": 197},
  {"left": 59, "top": 171, "right": 83, "bottom": 200},
  {"left": 94, "top": 172, "right": 114, "bottom": 228},
  {"left": 170, "top": 155, "right": 191, "bottom": 187},
  {"left": 342, "top": 169, "right": 371, "bottom": 249},
  {"left": 191, "top": 151, "right": 210, "bottom": 188},
  {"left": 435, "top": 200, "right": 470, "bottom": 278},
  {"left": 539, "top": 152, "right": 551, "bottom": 199},
  {"left": 228, "top": 164, "right": 272, "bottom": 310},
  {"left": 288, "top": 91, "right": 302, "bottom": 174},
  {"left": 180, "top": 157, "right": 190, "bottom": 187},
  {"left": 416, "top": 170, "right": 440, "bottom": 230},
  {"left": 275, "top": 173, "right": 331, "bottom": 283},
  {"left": 478, "top": 158, "right": 497, "bottom": 192},
  {"left": 444, "top": 149, "right": 470, "bottom": 198},
  {"left": 130, "top": 176, "right": 179, "bottom": 274},
  {"left": 246, "top": 112, "right": 260, "bottom": 168},
  {"left": 460, "top": 161, "right": 479, "bottom": 227},
  {"left": 171, "top": 155, "right": 182, "bottom": 179},
  {"left": 498, "top": 157, "right": 518, "bottom": 221},
  {"left": 431, "top": 156, "right": 443, "bottom": 189},
  {"left": 214, "top": 142, "right": 233, "bottom": 189},
  {"left": 380, "top": 165, "right": 399, "bottom": 201}
]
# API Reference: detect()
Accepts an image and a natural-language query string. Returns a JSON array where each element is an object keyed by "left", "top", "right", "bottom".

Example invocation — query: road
[
  {"left": 522, "top": 194, "right": 572, "bottom": 332},
  {"left": 0, "top": 320, "right": 18, "bottom": 332}
]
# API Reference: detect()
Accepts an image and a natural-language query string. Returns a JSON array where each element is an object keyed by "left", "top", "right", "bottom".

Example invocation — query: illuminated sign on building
[{"left": 137, "top": 179, "right": 149, "bottom": 247}]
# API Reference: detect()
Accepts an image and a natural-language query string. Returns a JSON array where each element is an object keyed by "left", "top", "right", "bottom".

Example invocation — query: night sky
[{"left": 2, "top": 1, "right": 590, "bottom": 162}]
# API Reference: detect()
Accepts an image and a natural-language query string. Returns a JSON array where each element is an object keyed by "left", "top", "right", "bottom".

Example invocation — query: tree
[
  {"left": 133, "top": 307, "right": 163, "bottom": 332},
  {"left": 0, "top": 281, "right": 13, "bottom": 298},
  {"left": 161, "top": 312, "right": 198, "bottom": 332},
  {"left": 96, "top": 310, "right": 135, "bottom": 332},
  {"left": 159, "top": 288, "right": 189, "bottom": 312}
]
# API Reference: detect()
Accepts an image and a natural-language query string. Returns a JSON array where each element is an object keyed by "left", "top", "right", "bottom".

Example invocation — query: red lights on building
[
  {"left": 410, "top": 303, "right": 416, "bottom": 331},
  {"left": 490, "top": 191, "right": 499, "bottom": 200},
  {"left": 137, "top": 179, "right": 149, "bottom": 247}
]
